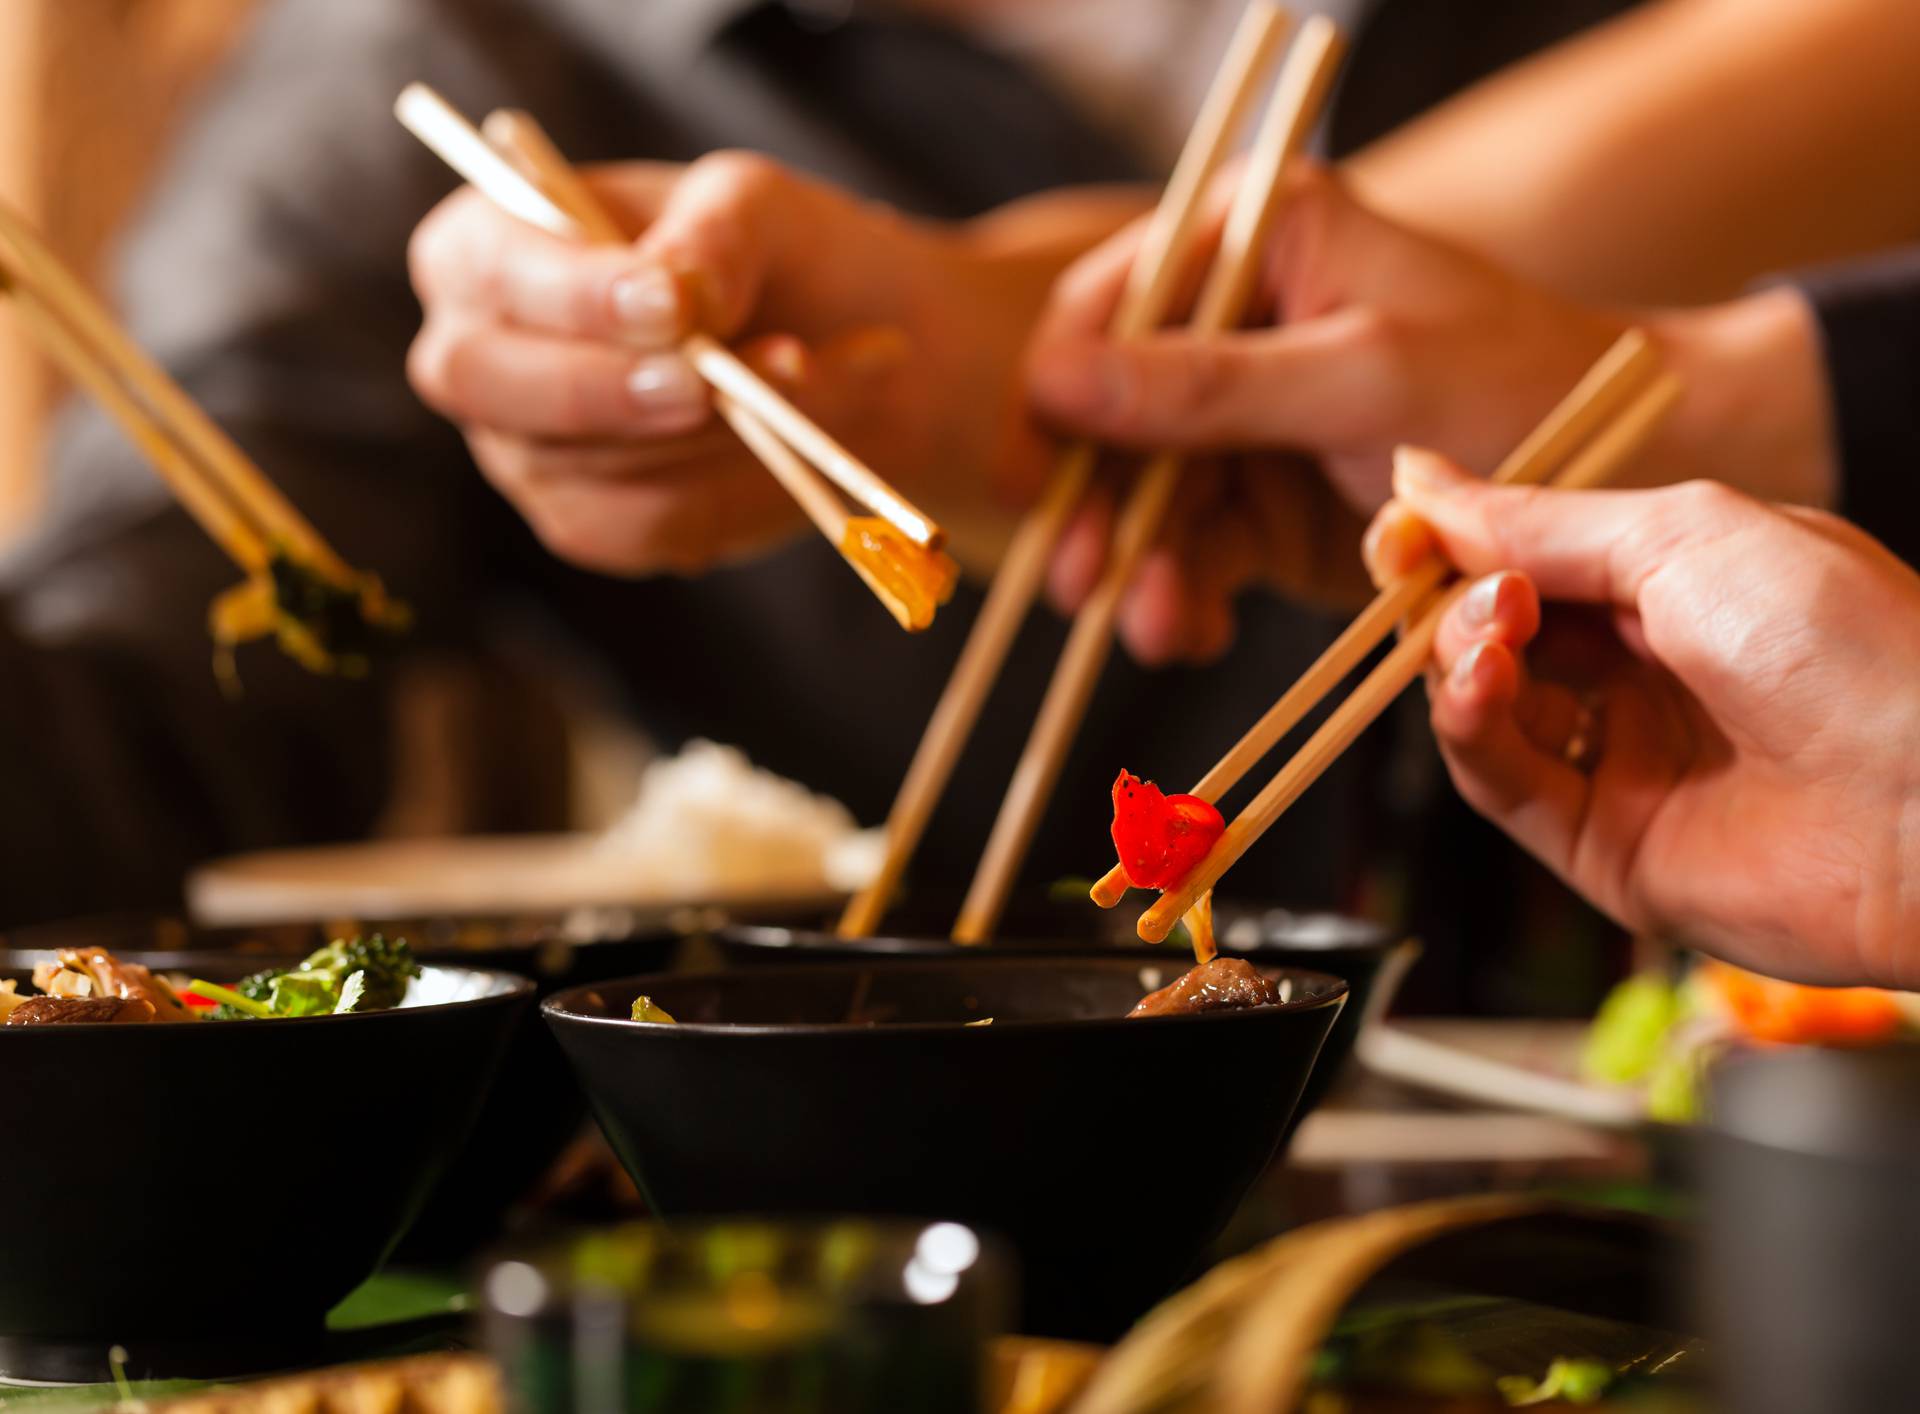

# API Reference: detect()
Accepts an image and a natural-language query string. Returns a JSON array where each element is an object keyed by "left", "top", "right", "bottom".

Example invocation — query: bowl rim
[
  {"left": 542, "top": 958, "right": 1348, "bottom": 1038},
  {"left": 717, "top": 914, "right": 1399, "bottom": 957},
  {"left": 0, "top": 960, "right": 534, "bottom": 1034}
]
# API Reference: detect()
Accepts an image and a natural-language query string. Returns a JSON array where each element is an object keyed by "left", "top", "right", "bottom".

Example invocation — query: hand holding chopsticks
[
  {"left": 950, "top": 14, "right": 1347, "bottom": 943},
  {"left": 396, "top": 85, "right": 956, "bottom": 631},
  {"left": 837, "top": 0, "right": 1297, "bottom": 937},
  {"left": 1127, "top": 333, "right": 1683, "bottom": 941}
]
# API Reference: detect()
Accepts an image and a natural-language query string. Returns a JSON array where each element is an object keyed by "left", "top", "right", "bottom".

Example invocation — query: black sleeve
[
  {"left": 1796, "top": 248, "right": 1920, "bottom": 569},
  {"left": 0, "top": 0, "right": 629, "bottom": 924}
]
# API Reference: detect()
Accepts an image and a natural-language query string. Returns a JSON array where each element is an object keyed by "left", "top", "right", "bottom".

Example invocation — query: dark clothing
[{"left": 1800, "top": 251, "right": 1920, "bottom": 572}]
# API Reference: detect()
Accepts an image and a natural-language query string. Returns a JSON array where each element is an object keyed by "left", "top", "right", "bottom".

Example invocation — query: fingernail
[
  {"left": 627, "top": 352, "right": 704, "bottom": 414},
  {"left": 1458, "top": 572, "right": 1506, "bottom": 630},
  {"left": 1450, "top": 639, "right": 1493, "bottom": 690},
  {"left": 610, "top": 270, "right": 683, "bottom": 343},
  {"left": 1393, "top": 446, "right": 1467, "bottom": 498}
]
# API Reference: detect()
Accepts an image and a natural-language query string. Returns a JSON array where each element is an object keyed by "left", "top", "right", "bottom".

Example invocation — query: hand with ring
[{"left": 1363, "top": 446, "right": 1920, "bottom": 990}]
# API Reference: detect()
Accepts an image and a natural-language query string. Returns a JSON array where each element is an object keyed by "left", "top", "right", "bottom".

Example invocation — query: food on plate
[
  {"left": 1109, "top": 770, "right": 1225, "bottom": 892},
  {"left": 1, "top": 936, "right": 419, "bottom": 1026},
  {"left": 192, "top": 934, "right": 421, "bottom": 1019},
  {"left": 1582, "top": 957, "right": 1920, "bottom": 1121},
  {"left": 597, "top": 739, "right": 878, "bottom": 897},
  {"left": 839, "top": 516, "right": 960, "bottom": 631},
  {"left": 1129, "top": 957, "right": 1282, "bottom": 1018},
  {"left": 1, "top": 946, "right": 197, "bottom": 1025},
  {"left": 209, "top": 551, "right": 410, "bottom": 684}
]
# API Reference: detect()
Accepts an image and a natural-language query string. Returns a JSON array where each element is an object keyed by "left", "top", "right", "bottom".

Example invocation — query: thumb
[
  {"left": 1025, "top": 305, "right": 1401, "bottom": 453},
  {"left": 1391, "top": 447, "right": 1764, "bottom": 610}
]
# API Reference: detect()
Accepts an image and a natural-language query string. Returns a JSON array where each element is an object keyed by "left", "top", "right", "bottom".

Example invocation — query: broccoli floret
[{"left": 291, "top": 934, "right": 420, "bottom": 1012}]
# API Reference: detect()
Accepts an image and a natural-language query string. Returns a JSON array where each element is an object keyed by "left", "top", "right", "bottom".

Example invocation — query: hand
[
  {"left": 1024, "top": 161, "right": 1627, "bottom": 664},
  {"left": 407, "top": 153, "right": 1089, "bottom": 576},
  {"left": 1023, "top": 161, "right": 1838, "bottom": 666},
  {"left": 1364, "top": 447, "right": 1920, "bottom": 988}
]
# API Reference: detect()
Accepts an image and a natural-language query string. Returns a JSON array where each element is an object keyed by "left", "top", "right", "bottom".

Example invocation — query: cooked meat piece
[
  {"left": 5, "top": 995, "right": 157, "bottom": 1026},
  {"left": 35, "top": 947, "right": 195, "bottom": 1022},
  {"left": 1128, "top": 956, "right": 1281, "bottom": 1018}
]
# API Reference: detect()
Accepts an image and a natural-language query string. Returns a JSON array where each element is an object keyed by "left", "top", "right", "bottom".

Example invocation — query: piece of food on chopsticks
[
  {"left": 208, "top": 550, "right": 409, "bottom": 681},
  {"left": 840, "top": 517, "right": 960, "bottom": 631},
  {"left": 1110, "top": 770, "right": 1225, "bottom": 891},
  {"left": 193, "top": 934, "right": 421, "bottom": 1020},
  {"left": 1581, "top": 957, "right": 1919, "bottom": 1122},
  {"left": 0, "top": 203, "right": 407, "bottom": 682}
]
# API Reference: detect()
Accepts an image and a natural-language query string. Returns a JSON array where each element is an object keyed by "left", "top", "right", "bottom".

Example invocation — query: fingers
[
  {"left": 410, "top": 316, "right": 708, "bottom": 439},
  {"left": 1361, "top": 500, "right": 1438, "bottom": 586},
  {"left": 409, "top": 183, "right": 690, "bottom": 343},
  {"left": 1026, "top": 305, "right": 1404, "bottom": 453},
  {"left": 1431, "top": 570, "right": 1540, "bottom": 669},
  {"left": 1388, "top": 447, "right": 1770, "bottom": 609}
]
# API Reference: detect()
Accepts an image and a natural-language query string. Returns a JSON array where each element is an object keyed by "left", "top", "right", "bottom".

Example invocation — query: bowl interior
[{"left": 551, "top": 955, "right": 1346, "bottom": 1030}]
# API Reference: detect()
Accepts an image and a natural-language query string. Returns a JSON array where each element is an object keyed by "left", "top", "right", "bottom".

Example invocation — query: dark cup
[{"left": 1699, "top": 1041, "right": 1920, "bottom": 1414}]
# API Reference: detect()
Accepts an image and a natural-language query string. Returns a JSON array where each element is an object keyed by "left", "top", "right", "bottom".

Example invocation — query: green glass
[{"left": 484, "top": 1219, "right": 1009, "bottom": 1414}]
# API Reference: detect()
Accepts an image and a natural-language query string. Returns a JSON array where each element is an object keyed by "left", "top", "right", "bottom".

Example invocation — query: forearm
[
  {"left": 1347, "top": 0, "right": 1920, "bottom": 305},
  {"left": 1635, "top": 286, "right": 1837, "bottom": 508}
]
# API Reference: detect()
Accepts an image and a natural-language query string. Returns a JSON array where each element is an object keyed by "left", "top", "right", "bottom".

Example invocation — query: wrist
[{"left": 1642, "top": 287, "right": 1838, "bottom": 506}]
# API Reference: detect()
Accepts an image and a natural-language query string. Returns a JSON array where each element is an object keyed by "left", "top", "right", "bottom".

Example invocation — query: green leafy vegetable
[{"left": 200, "top": 935, "right": 419, "bottom": 1020}]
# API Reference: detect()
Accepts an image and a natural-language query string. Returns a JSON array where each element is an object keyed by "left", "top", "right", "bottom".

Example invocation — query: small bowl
[
  {"left": 544, "top": 958, "right": 1346, "bottom": 1340},
  {"left": 0, "top": 956, "right": 532, "bottom": 1382},
  {"left": 712, "top": 905, "right": 1410, "bottom": 1130},
  {"left": 3, "top": 912, "right": 678, "bottom": 1259}
]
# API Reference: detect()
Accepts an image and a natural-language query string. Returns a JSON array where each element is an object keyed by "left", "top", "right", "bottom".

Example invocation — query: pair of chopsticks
[
  {"left": 839, "top": 1, "right": 1326, "bottom": 939},
  {"left": 0, "top": 203, "right": 360, "bottom": 594},
  {"left": 394, "top": 86, "right": 952, "bottom": 630},
  {"left": 1118, "top": 330, "right": 1682, "bottom": 942}
]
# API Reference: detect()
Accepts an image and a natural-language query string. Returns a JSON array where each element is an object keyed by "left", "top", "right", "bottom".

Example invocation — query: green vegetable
[
  {"left": 188, "top": 979, "right": 272, "bottom": 1019},
  {"left": 1496, "top": 1357, "right": 1614, "bottom": 1406},
  {"left": 631, "top": 996, "right": 677, "bottom": 1024},
  {"left": 1581, "top": 971, "right": 1682, "bottom": 1085},
  {"left": 200, "top": 935, "right": 419, "bottom": 1020},
  {"left": 333, "top": 970, "right": 369, "bottom": 1014},
  {"left": 268, "top": 970, "right": 338, "bottom": 1018}
]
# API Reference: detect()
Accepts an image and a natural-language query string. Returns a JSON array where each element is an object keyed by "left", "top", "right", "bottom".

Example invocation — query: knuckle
[
  {"left": 690, "top": 148, "right": 783, "bottom": 199},
  {"left": 405, "top": 325, "right": 456, "bottom": 407}
]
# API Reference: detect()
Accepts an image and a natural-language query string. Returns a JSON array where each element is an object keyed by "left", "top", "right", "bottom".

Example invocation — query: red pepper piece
[{"left": 1111, "top": 769, "right": 1225, "bottom": 891}]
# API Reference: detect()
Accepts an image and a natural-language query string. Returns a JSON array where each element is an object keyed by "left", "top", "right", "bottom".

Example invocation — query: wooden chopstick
[
  {"left": 1135, "top": 370, "right": 1684, "bottom": 941},
  {"left": 0, "top": 203, "right": 353, "bottom": 583},
  {"left": 836, "top": 0, "right": 1294, "bottom": 938},
  {"left": 395, "top": 83, "right": 944, "bottom": 552},
  {"left": 950, "top": 16, "right": 1345, "bottom": 945},
  {"left": 1086, "top": 327, "right": 1663, "bottom": 907},
  {"left": 480, "top": 106, "right": 945, "bottom": 631}
]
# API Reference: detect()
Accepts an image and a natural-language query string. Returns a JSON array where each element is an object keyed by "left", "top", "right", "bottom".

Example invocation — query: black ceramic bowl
[
  {"left": 4, "top": 912, "right": 678, "bottom": 1259},
  {"left": 712, "top": 906, "right": 1406, "bottom": 1129},
  {"left": 544, "top": 958, "right": 1346, "bottom": 1340},
  {"left": 0, "top": 955, "right": 531, "bottom": 1382}
]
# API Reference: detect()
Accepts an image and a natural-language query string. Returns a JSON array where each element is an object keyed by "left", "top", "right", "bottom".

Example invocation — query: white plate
[
  {"left": 188, "top": 833, "right": 842, "bottom": 926},
  {"left": 1357, "top": 1017, "right": 1646, "bottom": 1129}
]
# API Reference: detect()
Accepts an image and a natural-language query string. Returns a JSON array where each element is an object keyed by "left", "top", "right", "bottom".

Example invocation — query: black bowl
[
  {"left": 543, "top": 958, "right": 1346, "bottom": 1340},
  {"left": 712, "top": 906, "right": 1406, "bottom": 1130},
  {"left": 0, "top": 956, "right": 531, "bottom": 1382},
  {"left": 3, "top": 912, "right": 678, "bottom": 1259}
]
